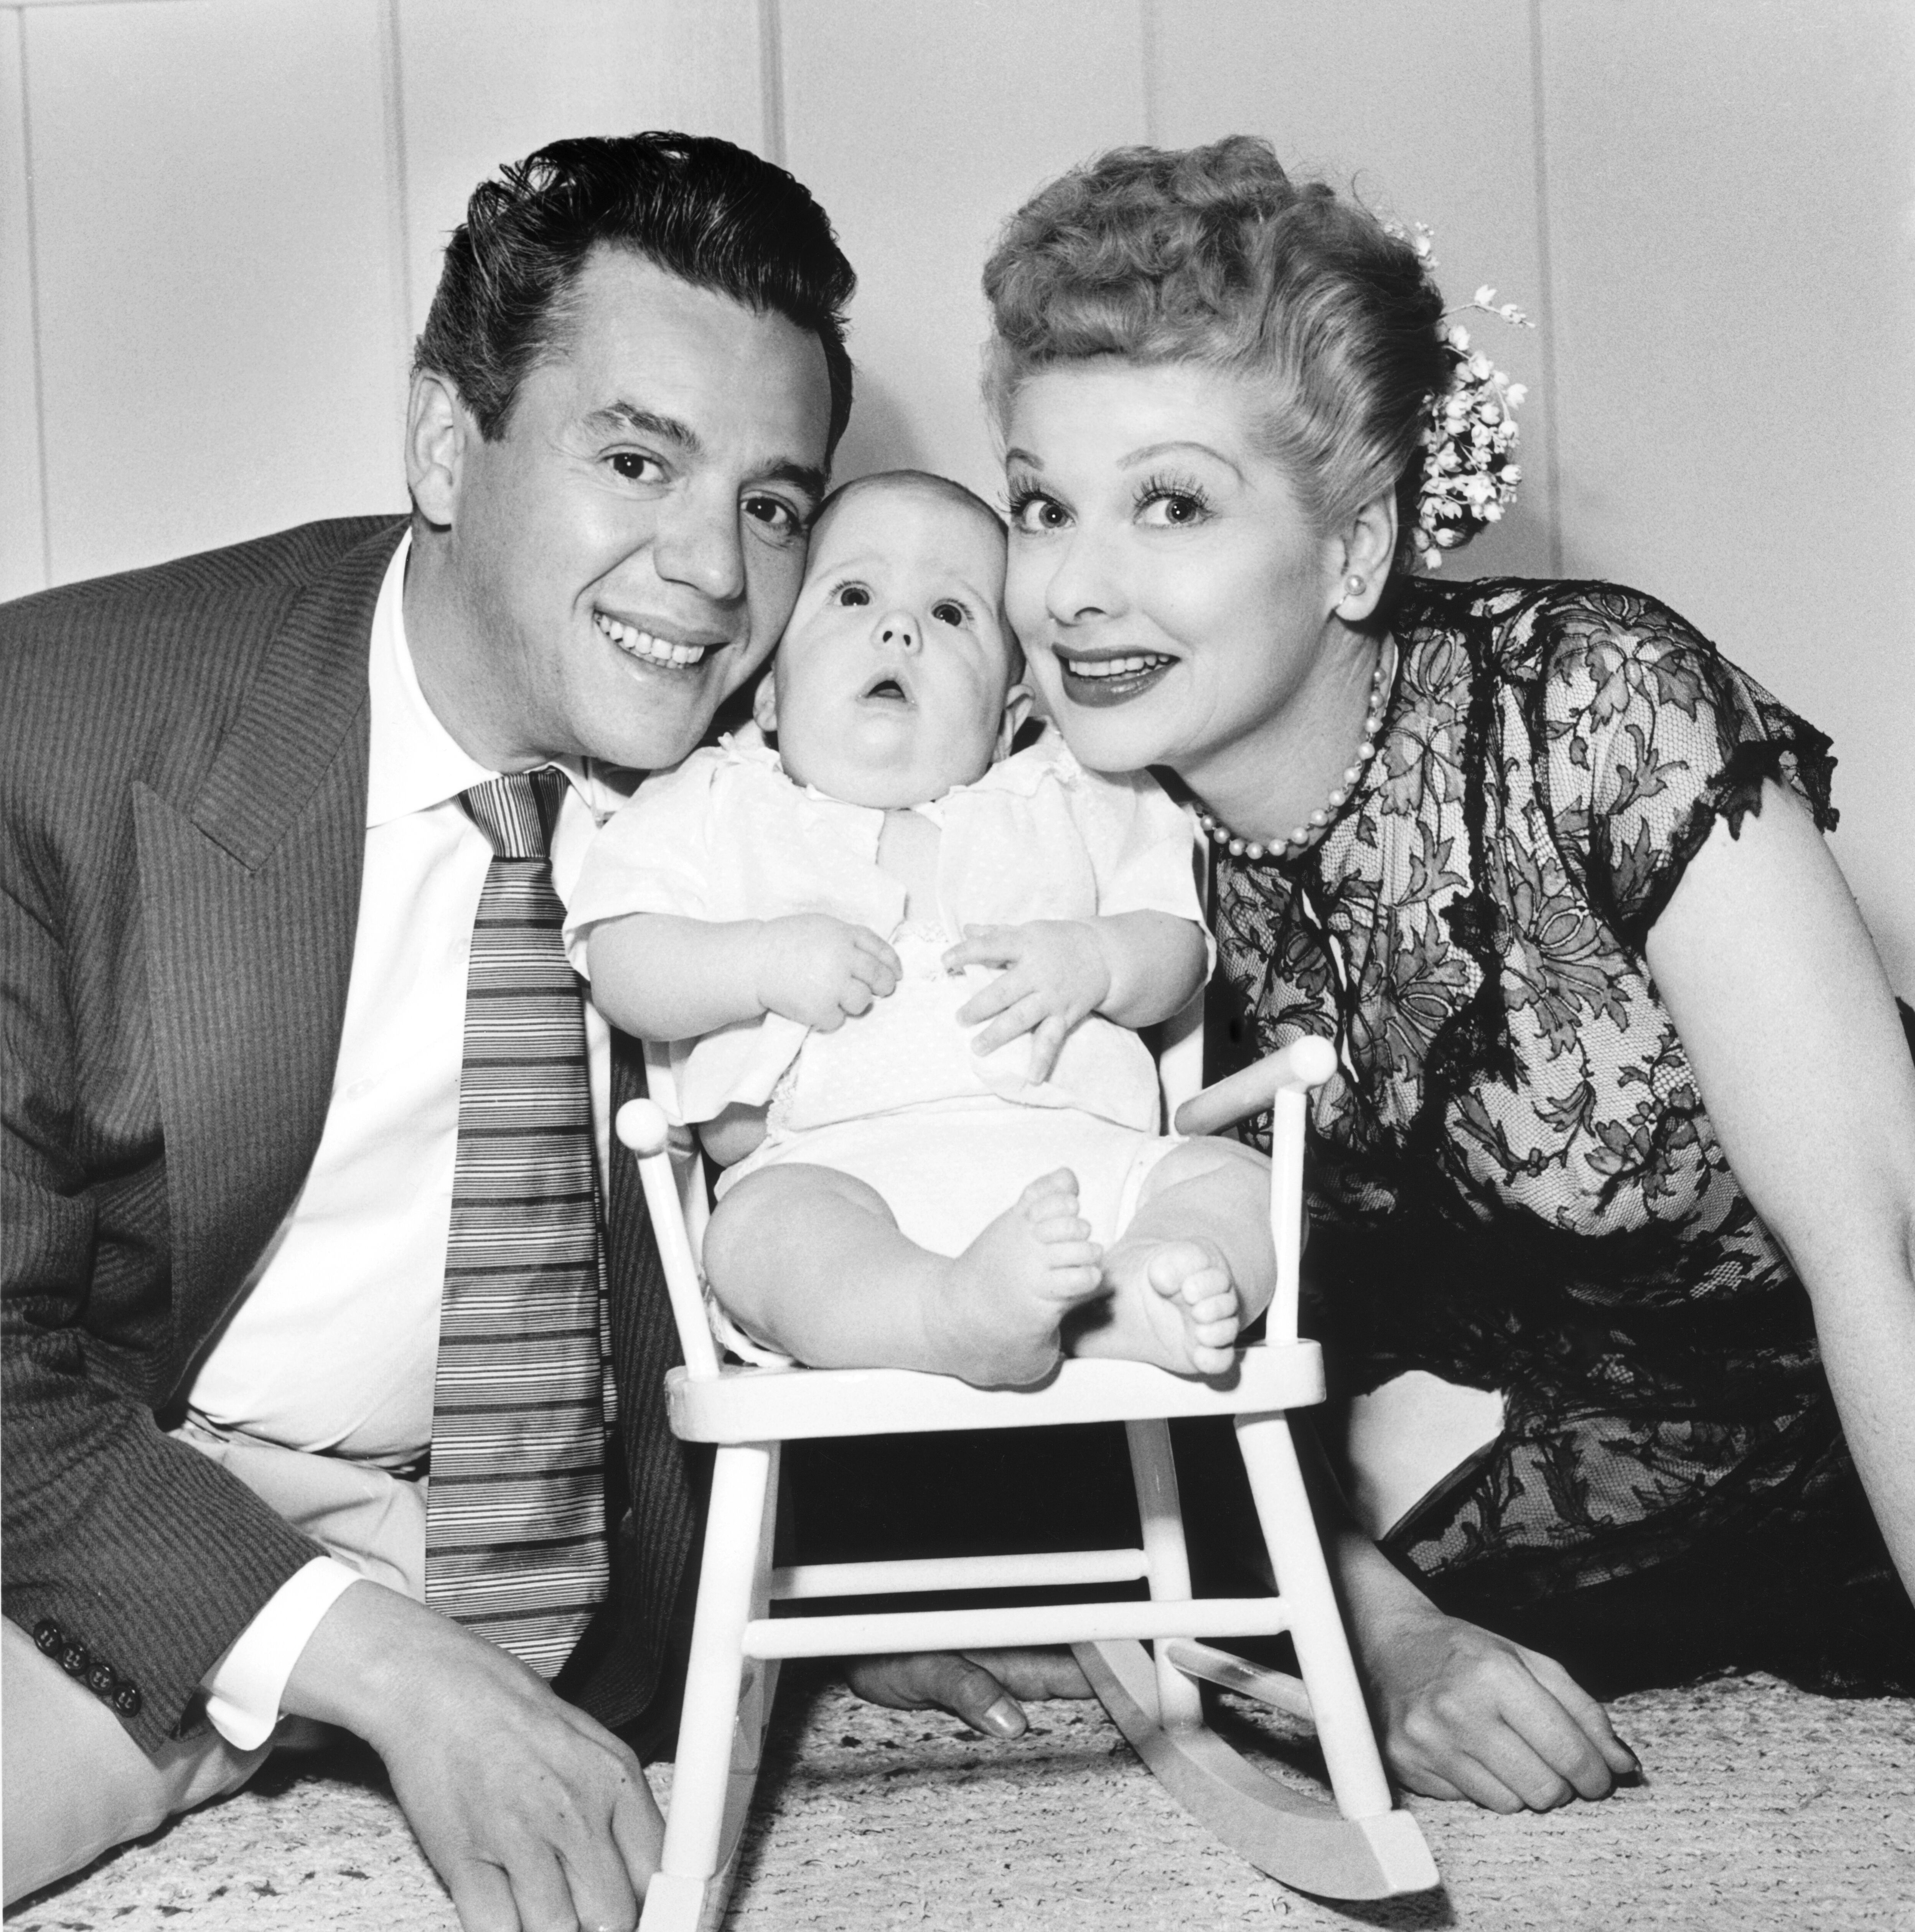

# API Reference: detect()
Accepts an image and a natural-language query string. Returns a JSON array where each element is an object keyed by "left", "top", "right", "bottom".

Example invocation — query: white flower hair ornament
[{"left": 1384, "top": 224, "right": 1535, "bottom": 569}]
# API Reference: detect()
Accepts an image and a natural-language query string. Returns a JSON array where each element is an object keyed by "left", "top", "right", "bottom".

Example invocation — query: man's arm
[
  {"left": 282, "top": 1581, "right": 663, "bottom": 1932},
  {"left": 2, "top": 875, "right": 324, "bottom": 1751}
]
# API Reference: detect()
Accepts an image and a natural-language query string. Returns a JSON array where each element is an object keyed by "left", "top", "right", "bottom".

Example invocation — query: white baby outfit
[{"left": 565, "top": 729, "right": 1209, "bottom": 1257}]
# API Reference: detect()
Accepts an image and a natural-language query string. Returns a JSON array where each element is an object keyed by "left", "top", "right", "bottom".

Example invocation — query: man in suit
[{"left": 2, "top": 132, "right": 854, "bottom": 1930}]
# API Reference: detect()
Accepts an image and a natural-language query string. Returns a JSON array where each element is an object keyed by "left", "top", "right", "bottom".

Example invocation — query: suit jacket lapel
[{"left": 137, "top": 523, "right": 402, "bottom": 1342}]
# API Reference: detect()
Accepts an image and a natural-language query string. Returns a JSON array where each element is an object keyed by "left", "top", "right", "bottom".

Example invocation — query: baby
[{"left": 567, "top": 471, "right": 1274, "bottom": 1387}]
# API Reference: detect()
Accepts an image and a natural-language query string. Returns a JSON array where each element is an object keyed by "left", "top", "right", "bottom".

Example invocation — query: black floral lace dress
[{"left": 1207, "top": 577, "right": 1871, "bottom": 1612}]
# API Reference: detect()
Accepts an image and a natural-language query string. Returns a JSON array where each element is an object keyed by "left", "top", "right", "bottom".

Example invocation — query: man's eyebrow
[
  {"left": 584, "top": 402, "right": 702, "bottom": 449},
  {"left": 584, "top": 404, "right": 823, "bottom": 502},
  {"left": 759, "top": 459, "right": 828, "bottom": 504}
]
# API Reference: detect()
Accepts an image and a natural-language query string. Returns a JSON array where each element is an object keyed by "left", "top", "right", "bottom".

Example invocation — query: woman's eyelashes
[
  {"left": 1005, "top": 482, "right": 1067, "bottom": 532},
  {"left": 1133, "top": 471, "right": 1213, "bottom": 527},
  {"left": 1005, "top": 473, "right": 1213, "bottom": 531}
]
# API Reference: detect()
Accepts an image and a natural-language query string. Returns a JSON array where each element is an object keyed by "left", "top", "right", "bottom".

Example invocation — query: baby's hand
[
  {"left": 943, "top": 922, "right": 1112, "bottom": 1083},
  {"left": 756, "top": 915, "right": 900, "bottom": 1031}
]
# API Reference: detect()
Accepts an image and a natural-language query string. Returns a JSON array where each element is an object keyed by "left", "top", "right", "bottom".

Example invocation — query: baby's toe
[
  {"left": 1144, "top": 1240, "right": 1213, "bottom": 1299},
  {"left": 1177, "top": 1266, "right": 1232, "bottom": 1308},
  {"left": 1189, "top": 1309, "right": 1241, "bottom": 1348},
  {"left": 1020, "top": 1168, "right": 1081, "bottom": 1214}
]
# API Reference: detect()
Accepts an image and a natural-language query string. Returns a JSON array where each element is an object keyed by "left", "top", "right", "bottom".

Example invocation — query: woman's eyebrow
[
  {"left": 1003, "top": 446, "right": 1042, "bottom": 469},
  {"left": 1123, "top": 440, "right": 1243, "bottom": 477}
]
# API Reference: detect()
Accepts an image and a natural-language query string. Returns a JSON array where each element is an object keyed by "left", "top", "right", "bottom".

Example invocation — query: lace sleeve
[{"left": 1532, "top": 584, "right": 1836, "bottom": 947}]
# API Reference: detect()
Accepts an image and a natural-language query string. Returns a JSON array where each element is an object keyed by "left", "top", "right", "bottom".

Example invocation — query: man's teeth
[
  {"left": 1061, "top": 653, "right": 1172, "bottom": 680},
  {"left": 595, "top": 612, "right": 710, "bottom": 667}
]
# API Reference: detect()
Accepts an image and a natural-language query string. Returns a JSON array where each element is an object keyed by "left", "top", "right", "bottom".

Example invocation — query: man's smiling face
[{"left": 411, "top": 246, "right": 834, "bottom": 772}]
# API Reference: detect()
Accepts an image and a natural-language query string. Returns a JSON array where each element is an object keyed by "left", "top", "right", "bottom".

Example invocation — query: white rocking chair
[{"left": 617, "top": 1024, "right": 1437, "bottom": 1930}]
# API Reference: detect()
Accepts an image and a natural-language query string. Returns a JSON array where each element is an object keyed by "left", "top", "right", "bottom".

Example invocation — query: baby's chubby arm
[
  {"left": 943, "top": 913, "right": 1207, "bottom": 1084},
  {"left": 587, "top": 912, "right": 903, "bottom": 1039}
]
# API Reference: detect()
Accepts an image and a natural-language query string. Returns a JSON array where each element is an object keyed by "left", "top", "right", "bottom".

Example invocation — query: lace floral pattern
[{"left": 1210, "top": 578, "right": 1841, "bottom": 1599}]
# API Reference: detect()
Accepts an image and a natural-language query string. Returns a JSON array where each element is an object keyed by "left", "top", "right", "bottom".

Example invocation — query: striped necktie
[{"left": 424, "top": 767, "right": 610, "bottom": 1675}]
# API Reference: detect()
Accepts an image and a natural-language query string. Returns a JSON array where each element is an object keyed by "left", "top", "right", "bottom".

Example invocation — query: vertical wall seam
[
  {"left": 15, "top": 5, "right": 52, "bottom": 586},
  {"left": 1139, "top": 0, "right": 1159, "bottom": 145},
  {"left": 757, "top": 0, "right": 786, "bottom": 166},
  {"left": 377, "top": 0, "right": 414, "bottom": 428},
  {"left": 1526, "top": 0, "right": 1564, "bottom": 576}
]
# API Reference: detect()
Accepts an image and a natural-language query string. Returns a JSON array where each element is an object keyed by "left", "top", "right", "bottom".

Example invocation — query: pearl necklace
[{"left": 1195, "top": 639, "right": 1395, "bottom": 863}]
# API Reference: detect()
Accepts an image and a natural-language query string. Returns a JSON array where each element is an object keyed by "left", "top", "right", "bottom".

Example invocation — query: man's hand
[
  {"left": 755, "top": 914, "right": 900, "bottom": 1031},
  {"left": 944, "top": 922, "right": 1112, "bottom": 1081},
  {"left": 285, "top": 1581, "right": 661, "bottom": 1932},
  {"left": 844, "top": 1647, "right": 1094, "bottom": 1739},
  {"left": 1361, "top": 1598, "right": 1639, "bottom": 1811}
]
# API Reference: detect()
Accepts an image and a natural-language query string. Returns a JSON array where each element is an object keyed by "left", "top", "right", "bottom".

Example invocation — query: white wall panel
[
  {"left": 396, "top": 0, "right": 768, "bottom": 339},
  {"left": 0, "top": 7, "right": 48, "bottom": 599},
  {"left": 780, "top": 0, "right": 1150, "bottom": 499},
  {"left": 25, "top": 0, "right": 410, "bottom": 584},
  {"left": 1540, "top": 0, "right": 1915, "bottom": 990},
  {"left": 1149, "top": 0, "right": 1557, "bottom": 581}
]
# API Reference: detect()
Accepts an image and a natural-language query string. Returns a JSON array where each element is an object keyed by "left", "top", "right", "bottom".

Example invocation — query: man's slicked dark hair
[{"left": 414, "top": 131, "right": 855, "bottom": 451}]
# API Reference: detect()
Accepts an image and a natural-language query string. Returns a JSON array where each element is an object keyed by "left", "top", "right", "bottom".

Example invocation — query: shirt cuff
[{"left": 201, "top": 1556, "right": 364, "bottom": 1749}]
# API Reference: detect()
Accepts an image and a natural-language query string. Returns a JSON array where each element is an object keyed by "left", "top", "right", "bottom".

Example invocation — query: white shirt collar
[
  {"left": 364, "top": 530, "right": 627, "bottom": 828},
  {"left": 365, "top": 531, "right": 496, "bottom": 828}
]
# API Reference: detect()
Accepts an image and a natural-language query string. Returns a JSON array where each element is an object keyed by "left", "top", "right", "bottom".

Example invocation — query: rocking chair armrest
[
  {"left": 1173, "top": 1038, "right": 1338, "bottom": 1138},
  {"left": 616, "top": 1098, "right": 725, "bottom": 1379}
]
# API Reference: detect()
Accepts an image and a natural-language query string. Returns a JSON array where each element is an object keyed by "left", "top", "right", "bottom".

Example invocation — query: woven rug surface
[{"left": 10, "top": 1670, "right": 1914, "bottom": 1931}]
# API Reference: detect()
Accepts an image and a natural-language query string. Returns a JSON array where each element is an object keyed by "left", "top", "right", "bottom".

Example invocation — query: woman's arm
[
  {"left": 1310, "top": 1443, "right": 1636, "bottom": 1810},
  {"left": 1643, "top": 780, "right": 1915, "bottom": 1594}
]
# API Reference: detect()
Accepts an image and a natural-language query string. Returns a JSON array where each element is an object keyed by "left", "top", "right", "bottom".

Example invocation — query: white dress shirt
[{"left": 192, "top": 534, "right": 631, "bottom": 1745}]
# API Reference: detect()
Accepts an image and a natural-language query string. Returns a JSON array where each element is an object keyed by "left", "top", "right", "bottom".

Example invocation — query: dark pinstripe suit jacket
[{"left": 1, "top": 518, "right": 693, "bottom": 1754}]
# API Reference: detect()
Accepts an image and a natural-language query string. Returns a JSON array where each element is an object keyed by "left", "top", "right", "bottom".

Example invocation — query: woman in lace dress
[{"left": 982, "top": 137, "right": 1915, "bottom": 1812}]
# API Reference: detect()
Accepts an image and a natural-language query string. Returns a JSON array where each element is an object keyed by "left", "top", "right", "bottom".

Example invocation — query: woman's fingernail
[{"left": 981, "top": 1696, "right": 1025, "bottom": 1739}]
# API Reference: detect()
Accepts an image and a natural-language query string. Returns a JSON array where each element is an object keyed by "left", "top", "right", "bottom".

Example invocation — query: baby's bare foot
[
  {"left": 1101, "top": 1236, "right": 1243, "bottom": 1377},
  {"left": 929, "top": 1169, "right": 1106, "bottom": 1387}
]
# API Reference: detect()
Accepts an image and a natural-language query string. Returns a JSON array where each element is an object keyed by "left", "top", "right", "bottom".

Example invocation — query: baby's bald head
[{"left": 810, "top": 468, "right": 1007, "bottom": 565}]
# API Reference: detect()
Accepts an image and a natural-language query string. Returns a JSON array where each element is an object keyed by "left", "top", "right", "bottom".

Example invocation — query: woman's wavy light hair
[{"left": 983, "top": 137, "right": 1448, "bottom": 568}]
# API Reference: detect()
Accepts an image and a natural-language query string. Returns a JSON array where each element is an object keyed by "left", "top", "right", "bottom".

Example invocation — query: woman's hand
[
  {"left": 1304, "top": 1426, "right": 1635, "bottom": 1813},
  {"left": 945, "top": 921, "right": 1112, "bottom": 1080},
  {"left": 1359, "top": 1596, "right": 1638, "bottom": 1811},
  {"left": 756, "top": 914, "right": 901, "bottom": 1031}
]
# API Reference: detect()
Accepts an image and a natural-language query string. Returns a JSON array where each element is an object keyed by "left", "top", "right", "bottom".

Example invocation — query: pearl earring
[{"left": 1344, "top": 573, "right": 1366, "bottom": 600}]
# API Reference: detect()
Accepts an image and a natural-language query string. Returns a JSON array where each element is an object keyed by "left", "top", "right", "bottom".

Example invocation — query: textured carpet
[{"left": 10, "top": 1669, "right": 1914, "bottom": 1931}]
